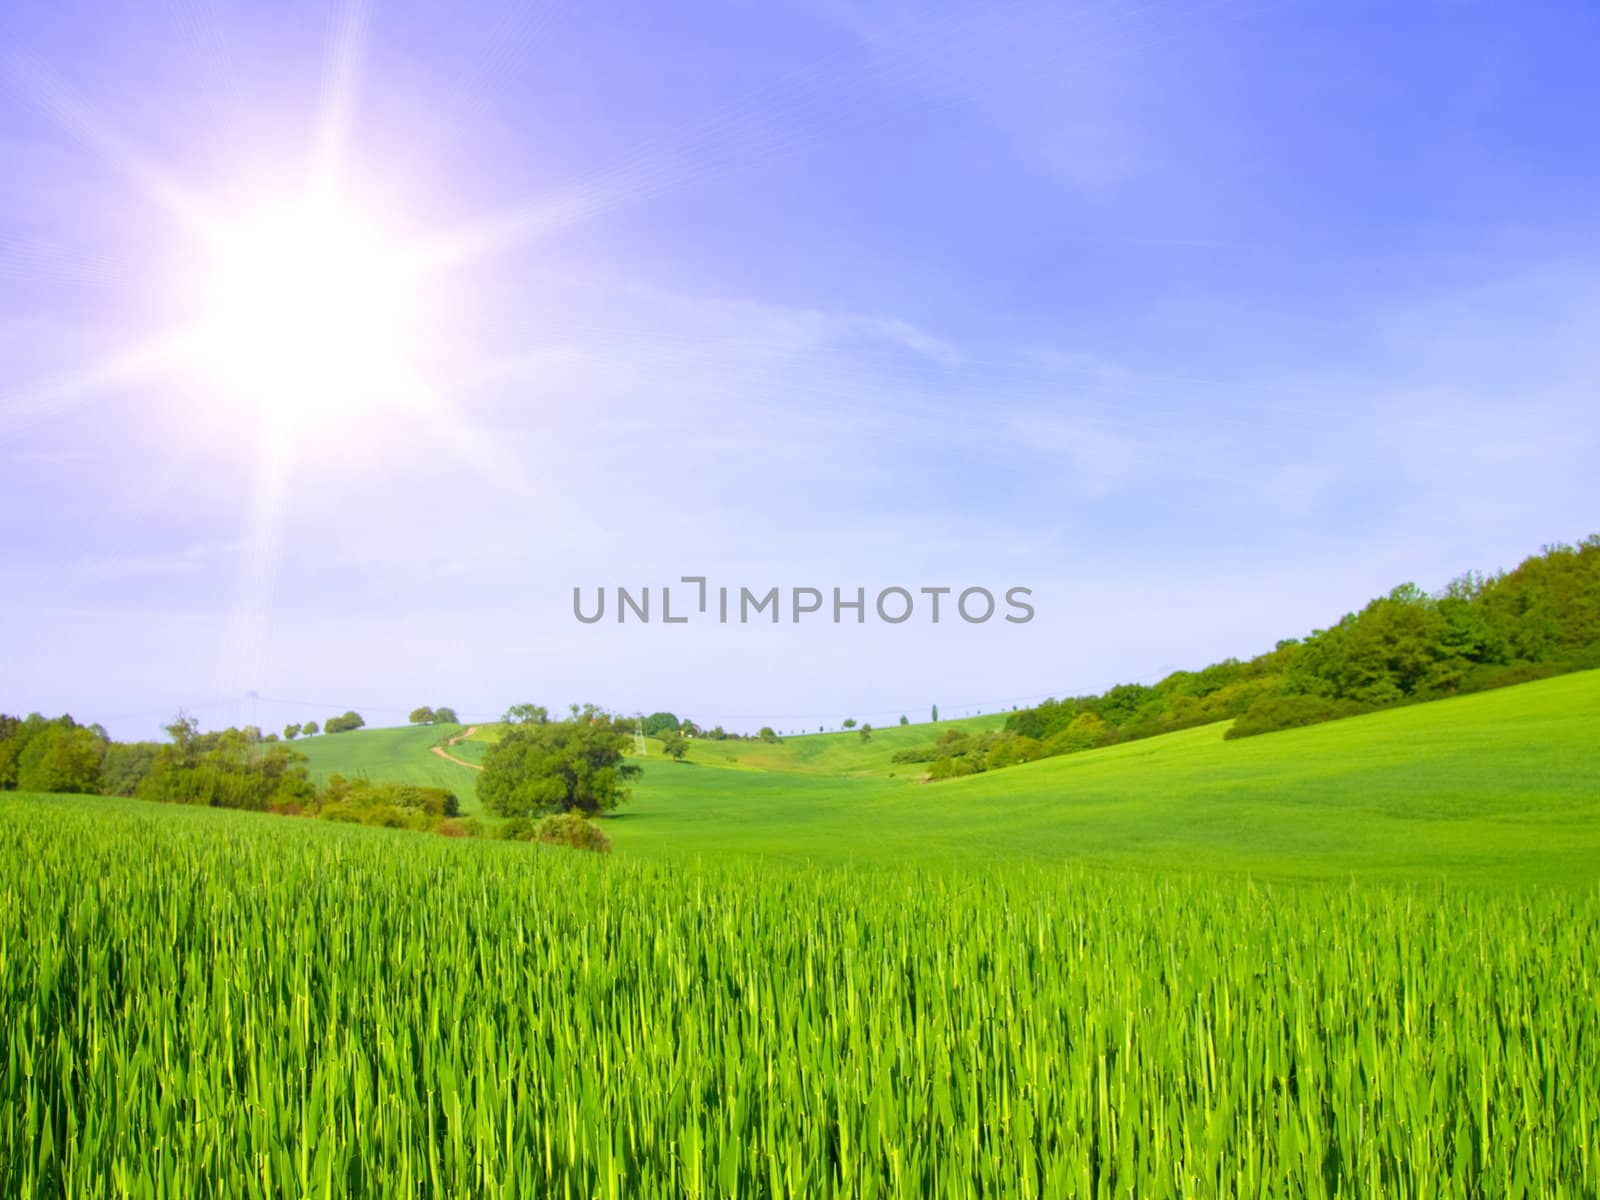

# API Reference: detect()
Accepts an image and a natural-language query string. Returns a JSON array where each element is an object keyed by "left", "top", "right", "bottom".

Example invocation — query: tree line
[
  {"left": 1, "top": 705, "right": 628, "bottom": 851},
  {"left": 903, "top": 536, "right": 1600, "bottom": 779}
]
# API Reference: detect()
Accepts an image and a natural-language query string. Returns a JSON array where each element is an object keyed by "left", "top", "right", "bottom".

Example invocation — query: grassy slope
[
  {"left": 653, "top": 711, "right": 1008, "bottom": 776},
  {"left": 291, "top": 723, "right": 484, "bottom": 811},
  {"left": 225, "top": 672, "right": 1600, "bottom": 886},
  {"left": 612, "top": 671, "right": 1600, "bottom": 886}
]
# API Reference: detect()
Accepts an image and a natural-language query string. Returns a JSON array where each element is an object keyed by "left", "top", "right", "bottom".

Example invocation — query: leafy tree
[
  {"left": 842, "top": 718, "right": 857, "bottom": 729},
  {"left": 503, "top": 703, "right": 549, "bottom": 725},
  {"left": 660, "top": 733, "right": 690, "bottom": 761},
  {"left": 931, "top": 705, "right": 939, "bottom": 722},
  {"left": 324, "top": 711, "right": 366, "bottom": 735},
  {"left": 409, "top": 706, "right": 436, "bottom": 725},
  {"left": 899, "top": 714, "right": 909, "bottom": 726},
  {"left": 757, "top": 726, "right": 780, "bottom": 743},
  {"left": 302, "top": 720, "right": 319, "bottom": 736},
  {"left": 433, "top": 706, "right": 460, "bottom": 725},
  {"left": 283, "top": 723, "right": 302, "bottom": 740},
  {"left": 100, "top": 741, "right": 160, "bottom": 797},
  {"left": 138, "top": 714, "right": 315, "bottom": 811},
  {"left": 642, "top": 712, "right": 681, "bottom": 737},
  {"left": 859, "top": 723, "right": 873, "bottom": 743},
  {"left": 17, "top": 722, "right": 106, "bottom": 793},
  {"left": 479, "top": 717, "right": 641, "bottom": 818}
]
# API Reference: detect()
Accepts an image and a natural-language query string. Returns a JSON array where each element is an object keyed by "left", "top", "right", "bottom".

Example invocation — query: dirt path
[{"left": 430, "top": 726, "right": 483, "bottom": 771}]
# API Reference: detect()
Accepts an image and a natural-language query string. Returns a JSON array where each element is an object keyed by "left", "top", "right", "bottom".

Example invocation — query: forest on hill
[{"left": 906, "top": 535, "right": 1600, "bottom": 778}]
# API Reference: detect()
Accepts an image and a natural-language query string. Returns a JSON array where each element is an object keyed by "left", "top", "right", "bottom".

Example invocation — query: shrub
[
  {"left": 1225, "top": 694, "right": 1368, "bottom": 740},
  {"left": 535, "top": 813, "right": 612, "bottom": 853},
  {"left": 928, "top": 756, "right": 981, "bottom": 781},
  {"left": 497, "top": 813, "right": 611, "bottom": 853}
]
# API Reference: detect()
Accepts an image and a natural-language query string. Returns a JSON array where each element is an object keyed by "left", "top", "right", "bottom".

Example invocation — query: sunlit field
[
  {"left": 4, "top": 794, "right": 1597, "bottom": 1197},
  {"left": 304, "top": 670, "right": 1600, "bottom": 884},
  {"left": 5, "top": 672, "right": 1600, "bottom": 1195}
]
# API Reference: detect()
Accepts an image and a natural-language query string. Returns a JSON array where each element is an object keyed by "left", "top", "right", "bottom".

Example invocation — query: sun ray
[
  {"left": 405, "top": 380, "right": 557, "bottom": 510},
  {"left": 409, "top": 184, "right": 619, "bottom": 276},
  {"left": 219, "top": 421, "right": 296, "bottom": 697},
  {"left": 0, "top": 329, "right": 202, "bottom": 440},
  {"left": 4, "top": 57, "right": 218, "bottom": 240},
  {"left": 308, "top": 0, "right": 372, "bottom": 195}
]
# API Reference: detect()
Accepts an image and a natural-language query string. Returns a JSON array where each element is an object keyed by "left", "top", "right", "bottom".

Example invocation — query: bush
[
  {"left": 535, "top": 814, "right": 612, "bottom": 853},
  {"left": 497, "top": 813, "right": 611, "bottom": 853},
  {"left": 310, "top": 776, "right": 461, "bottom": 828},
  {"left": 928, "top": 756, "right": 981, "bottom": 780},
  {"left": 496, "top": 816, "right": 535, "bottom": 841},
  {"left": 1225, "top": 694, "right": 1368, "bottom": 740}
]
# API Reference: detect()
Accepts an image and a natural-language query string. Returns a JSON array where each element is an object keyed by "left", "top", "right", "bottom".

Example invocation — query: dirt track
[{"left": 430, "top": 726, "right": 483, "bottom": 771}]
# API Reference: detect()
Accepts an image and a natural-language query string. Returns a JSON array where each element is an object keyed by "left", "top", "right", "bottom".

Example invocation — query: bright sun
[{"left": 195, "top": 196, "right": 421, "bottom": 419}]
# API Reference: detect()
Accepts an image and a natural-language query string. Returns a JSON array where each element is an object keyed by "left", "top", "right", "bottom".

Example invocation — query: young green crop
[{"left": 3, "top": 794, "right": 1596, "bottom": 1197}]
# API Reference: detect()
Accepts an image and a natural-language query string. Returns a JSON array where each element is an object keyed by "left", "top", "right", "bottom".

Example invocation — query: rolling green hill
[
  {"left": 297, "top": 671, "right": 1600, "bottom": 885},
  {"left": 290, "top": 722, "right": 484, "bottom": 810},
  {"left": 8, "top": 672, "right": 1598, "bottom": 1193},
  {"left": 649, "top": 711, "right": 1007, "bottom": 776}
]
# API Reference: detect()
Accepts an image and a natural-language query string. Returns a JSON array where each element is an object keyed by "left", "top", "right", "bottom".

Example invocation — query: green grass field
[
  {"left": 4, "top": 794, "right": 1597, "bottom": 1196},
  {"left": 301, "top": 671, "right": 1600, "bottom": 886},
  {"left": 291, "top": 722, "right": 484, "bottom": 810},
  {"left": 5, "top": 673, "right": 1599, "bottom": 1194},
  {"left": 621, "top": 672, "right": 1600, "bottom": 886}
]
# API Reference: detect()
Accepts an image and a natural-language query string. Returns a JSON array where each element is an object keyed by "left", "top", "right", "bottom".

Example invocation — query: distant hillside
[
  {"left": 292, "top": 723, "right": 483, "bottom": 811},
  {"left": 914, "top": 535, "right": 1600, "bottom": 781},
  {"left": 612, "top": 669, "right": 1600, "bottom": 886}
]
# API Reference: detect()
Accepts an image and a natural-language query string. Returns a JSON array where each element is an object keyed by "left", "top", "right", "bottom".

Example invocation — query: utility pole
[
  {"left": 634, "top": 712, "right": 647, "bottom": 756},
  {"left": 245, "top": 690, "right": 260, "bottom": 759}
]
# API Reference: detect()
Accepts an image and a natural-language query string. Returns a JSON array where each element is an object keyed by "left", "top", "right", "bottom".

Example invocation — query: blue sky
[{"left": 2, "top": 0, "right": 1597, "bottom": 738}]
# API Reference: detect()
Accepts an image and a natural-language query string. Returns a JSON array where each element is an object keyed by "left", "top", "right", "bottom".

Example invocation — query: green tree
[
  {"left": 408, "top": 706, "right": 436, "bottom": 725},
  {"left": 17, "top": 723, "right": 106, "bottom": 793},
  {"left": 433, "top": 706, "right": 461, "bottom": 725},
  {"left": 503, "top": 703, "right": 549, "bottom": 725},
  {"left": 659, "top": 733, "right": 690, "bottom": 761},
  {"left": 1045, "top": 712, "right": 1112, "bottom": 754},
  {"left": 758, "top": 726, "right": 780, "bottom": 743},
  {"left": 100, "top": 742, "right": 159, "bottom": 796},
  {"left": 479, "top": 718, "right": 641, "bottom": 818},
  {"left": 842, "top": 718, "right": 857, "bottom": 729},
  {"left": 302, "top": 720, "right": 319, "bottom": 736},
  {"left": 899, "top": 714, "right": 909, "bottom": 726},
  {"left": 138, "top": 715, "right": 314, "bottom": 811},
  {"left": 324, "top": 711, "right": 366, "bottom": 735},
  {"left": 0, "top": 714, "right": 27, "bottom": 789},
  {"left": 642, "top": 712, "right": 681, "bottom": 737},
  {"left": 283, "top": 723, "right": 302, "bottom": 740},
  {"left": 931, "top": 705, "right": 939, "bottom": 722},
  {"left": 859, "top": 723, "right": 873, "bottom": 743}
]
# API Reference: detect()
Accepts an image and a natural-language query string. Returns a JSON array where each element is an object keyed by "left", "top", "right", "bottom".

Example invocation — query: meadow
[
  {"left": 292, "top": 722, "right": 483, "bottom": 810},
  {"left": 4, "top": 672, "right": 1599, "bottom": 1195},
  {"left": 610, "top": 671, "right": 1600, "bottom": 886},
  {"left": 3, "top": 794, "right": 1596, "bottom": 1197}
]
